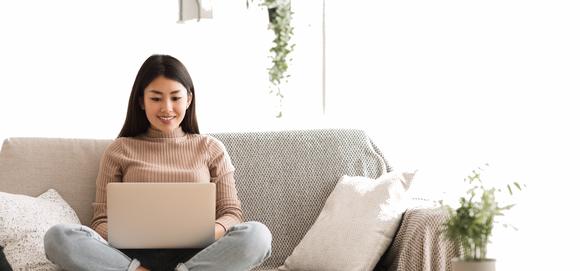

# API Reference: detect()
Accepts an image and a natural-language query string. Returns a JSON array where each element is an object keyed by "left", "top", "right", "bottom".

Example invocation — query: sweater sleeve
[
  {"left": 90, "top": 141, "right": 124, "bottom": 240},
  {"left": 207, "top": 138, "right": 243, "bottom": 231}
]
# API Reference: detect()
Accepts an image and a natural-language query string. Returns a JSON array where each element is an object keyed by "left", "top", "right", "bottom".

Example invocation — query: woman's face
[{"left": 141, "top": 76, "right": 192, "bottom": 133}]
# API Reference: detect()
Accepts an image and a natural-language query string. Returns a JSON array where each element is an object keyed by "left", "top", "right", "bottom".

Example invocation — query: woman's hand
[{"left": 214, "top": 224, "right": 226, "bottom": 240}]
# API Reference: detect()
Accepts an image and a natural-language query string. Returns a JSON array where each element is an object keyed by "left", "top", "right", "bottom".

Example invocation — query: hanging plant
[{"left": 248, "top": 0, "right": 295, "bottom": 117}]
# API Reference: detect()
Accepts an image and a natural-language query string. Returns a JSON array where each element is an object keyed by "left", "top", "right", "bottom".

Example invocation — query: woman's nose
[{"left": 160, "top": 99, "right": 172, "bottom": 112}]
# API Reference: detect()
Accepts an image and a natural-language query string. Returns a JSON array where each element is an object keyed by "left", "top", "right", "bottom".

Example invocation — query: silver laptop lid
[{"left": 107, "top": 182, "right": 215, "bottom": 249}]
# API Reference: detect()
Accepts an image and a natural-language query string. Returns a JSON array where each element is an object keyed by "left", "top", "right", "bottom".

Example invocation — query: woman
[{"left": 44, "top": 55, "right": 272, "bottom": 271}]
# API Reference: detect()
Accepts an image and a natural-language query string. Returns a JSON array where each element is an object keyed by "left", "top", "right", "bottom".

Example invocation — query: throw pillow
[
  {"left": 279, "top": 171, "right": 414, "bottom": 271},
  {"left": 0, "top": 189, "right": 80, "bottom": 271}
]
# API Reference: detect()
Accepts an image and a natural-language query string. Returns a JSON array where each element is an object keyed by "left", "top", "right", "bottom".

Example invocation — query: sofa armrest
[{"left": 374, "top": 206, "right": 461, "bottom": 271}]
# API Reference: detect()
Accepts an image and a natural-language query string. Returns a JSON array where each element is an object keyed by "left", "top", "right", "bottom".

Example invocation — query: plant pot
[
  {"left": 451, "top": 258, "right": 496, "bottom": 271},
  {"left": 268, "top": 7, "right": 277, "bottom": 23}
]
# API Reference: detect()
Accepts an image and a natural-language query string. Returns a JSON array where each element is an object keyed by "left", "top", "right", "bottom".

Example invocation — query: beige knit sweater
[{"left": 90, "top": 127, "right": 243, "bottom": 240}]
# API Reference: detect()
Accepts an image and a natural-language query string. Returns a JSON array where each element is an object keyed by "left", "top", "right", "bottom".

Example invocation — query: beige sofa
[{"left": 0, "top": 129, "right": 459, "bottom": 270}]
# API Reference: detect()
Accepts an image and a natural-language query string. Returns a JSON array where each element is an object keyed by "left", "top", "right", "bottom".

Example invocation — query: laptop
[{"left": 107, "top": 182, "right": 216, "bottom": 249}]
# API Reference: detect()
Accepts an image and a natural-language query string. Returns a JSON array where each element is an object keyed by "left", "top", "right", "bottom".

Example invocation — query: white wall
[
  {"left": 325, "top": 1, "right": 580, "bottom": 269},
  {"left": 0, "top": 0, "right": 324, "bottom": 142},
  {"left": 1, "top": 0, "right": 579, "bottom": 269}
]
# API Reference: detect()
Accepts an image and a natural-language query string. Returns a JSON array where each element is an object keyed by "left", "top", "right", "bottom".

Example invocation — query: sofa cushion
[
  {"left": 279, "top": 172, "right": 412, "bottom": 271},
  {"left": 0, "top": 189, "right": 80, "bottom": 270}
]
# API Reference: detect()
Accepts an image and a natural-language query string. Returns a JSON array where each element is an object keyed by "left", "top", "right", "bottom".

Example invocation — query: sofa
[{"left": 0, "top": 129, "right": 459, "bottom": 271}]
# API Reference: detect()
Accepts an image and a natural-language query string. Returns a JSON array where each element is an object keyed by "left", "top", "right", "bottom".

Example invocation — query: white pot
[{"left": 451, "top": 258, "right": 496, "bottom": 271}]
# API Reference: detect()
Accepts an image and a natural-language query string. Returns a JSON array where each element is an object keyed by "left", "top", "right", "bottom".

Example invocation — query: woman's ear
[
  {"left": 187, "top": 94, "right": 193, "bottom": 108},
  {"left": 139, "top": 97, "right": 145, "bottom": 110}
]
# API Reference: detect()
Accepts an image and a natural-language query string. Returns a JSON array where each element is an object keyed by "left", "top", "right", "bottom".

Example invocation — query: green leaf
[{"left": 439, "top": 164, "right": 525, "bottom": 259}]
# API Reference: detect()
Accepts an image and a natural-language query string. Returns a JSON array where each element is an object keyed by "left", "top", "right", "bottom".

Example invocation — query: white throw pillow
[
  {"left": 0, "top": 189, "right": 80, "bottom": 271},
  {"left": 279, "top": 171, "right": 414, "bottom": 271}
]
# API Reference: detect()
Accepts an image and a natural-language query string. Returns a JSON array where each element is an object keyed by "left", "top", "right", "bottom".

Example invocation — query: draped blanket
[{"left": 379, "top": 207, "right": 461, "bottom": 271}]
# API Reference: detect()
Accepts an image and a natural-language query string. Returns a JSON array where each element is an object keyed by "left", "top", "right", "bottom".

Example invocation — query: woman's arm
[
  {"left": 91, "top": 141, "right": 124, "bottom": 240},
  {"left": 215, "top": 224, "right": 226, "bottom": 240},
  {"left": 208, "top": 138, "right": 243, "bottom": 234}
]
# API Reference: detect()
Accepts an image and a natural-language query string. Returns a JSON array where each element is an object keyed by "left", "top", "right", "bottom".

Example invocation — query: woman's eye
[
  {"left": 172, "top": 97, "right": 182, "bottom": 101},
  {"left": 151, "top": 97, "right": 161, "bottom": 102}
]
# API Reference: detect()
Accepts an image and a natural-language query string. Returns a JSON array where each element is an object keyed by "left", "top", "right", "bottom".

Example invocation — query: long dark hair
[{"left": 118, "top": 54, "right": 199, "bottom": 137}]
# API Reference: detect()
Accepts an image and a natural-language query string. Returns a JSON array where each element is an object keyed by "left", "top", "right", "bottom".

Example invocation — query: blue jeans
[{"left": 44, "top": 222, "right": 272, "bottom": 271}]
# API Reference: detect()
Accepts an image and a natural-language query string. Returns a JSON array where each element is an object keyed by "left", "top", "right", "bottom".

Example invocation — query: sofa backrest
[
  {"left": 0, "top": 137, "right": 111, "bottom": 225},
  {"left": 0, "top": 129, "right": 390, "bottom": 269}
]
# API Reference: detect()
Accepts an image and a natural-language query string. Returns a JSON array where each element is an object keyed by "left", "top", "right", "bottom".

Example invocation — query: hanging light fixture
[{"left": 178, "top": 0, "right": 213, "bottom": 23}]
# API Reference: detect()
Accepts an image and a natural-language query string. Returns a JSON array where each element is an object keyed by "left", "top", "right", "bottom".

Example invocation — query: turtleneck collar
[{"left": 145, "top": 126, "right": 186, "bottom": 138}]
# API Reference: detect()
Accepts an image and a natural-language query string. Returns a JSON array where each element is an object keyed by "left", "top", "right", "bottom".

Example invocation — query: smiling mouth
[{"left": 158, "top": 116, "right": 176, "bottom": 121}]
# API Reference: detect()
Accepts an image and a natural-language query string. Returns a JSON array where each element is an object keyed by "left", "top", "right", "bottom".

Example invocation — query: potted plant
[
  {"left": 440, "top": 165, "right": 523, "bottom": 271},
  {"left": 247, "top": 0, "right": 294, "bottom": 117}
]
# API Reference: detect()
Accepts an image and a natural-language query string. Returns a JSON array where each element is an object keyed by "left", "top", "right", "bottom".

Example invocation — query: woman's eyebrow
[{"left": 146, "top": 90, "right": 183, "bottom": 95}]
